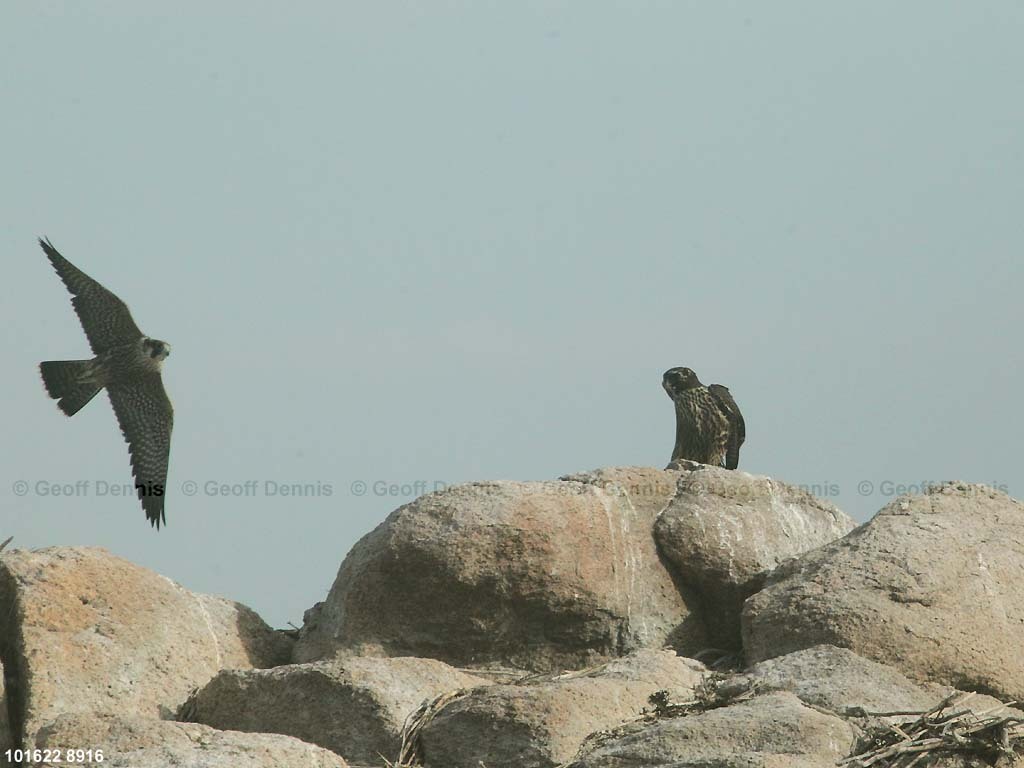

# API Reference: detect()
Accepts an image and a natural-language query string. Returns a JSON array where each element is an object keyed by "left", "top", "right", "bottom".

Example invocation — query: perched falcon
[
  {"left": 37, "top": 237, "right": 174, "bottom": 529},
  {"left": 663, "top": 366, "right": 745, "bottom": 469}
]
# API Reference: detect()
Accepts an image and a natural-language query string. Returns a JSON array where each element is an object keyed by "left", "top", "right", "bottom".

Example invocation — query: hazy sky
[{"left": 3, "top": 4, "right": 1022, "bottom": 628}]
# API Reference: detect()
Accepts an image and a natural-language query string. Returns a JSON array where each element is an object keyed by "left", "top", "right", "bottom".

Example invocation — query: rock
[
  {"left": 742, "top": 483, "right": 1024, "bottom": 699},
  {"left": 0, "top": 547, "right": 291, "bottom": 750},
  {"left": 184, "top": 656, "right": 490, "bottom": 765},
  {"left": 34, "top": 713, "right": 347, "bottom": 767},
  {"left": 562, "top": 467, "right": 681, "bottom": 518},
  {"left": 566, "top": 691, "right": 856, "bottom": 768},
  {"left": 722, "top": 644, "right": 946, "bottom": 716},
  {"left": 296, "top": 471, "right": 707, "bottom": 671},
  {"left": 719, "top": 645, "right": 1022, "bottom": 736},
  {"left": 419, "top": 649, "right": 707, "bottom": 768},
  {"left": 0, "top": 661, "right": 10, "bottom": 759},
  {"left": 654, "top": 463, "right": 855, "bottom": 649}
]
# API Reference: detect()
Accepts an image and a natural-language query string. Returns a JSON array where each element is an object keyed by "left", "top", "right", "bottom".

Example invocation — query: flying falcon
[
  {"left": 37, "top": 237, "right": 174, "bottom": 529},
  {"left": 662, "top": 366, "right": 745, "bottom": 469}
]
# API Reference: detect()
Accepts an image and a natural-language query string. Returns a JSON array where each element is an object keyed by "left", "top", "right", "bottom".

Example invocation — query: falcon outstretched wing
[
  {"left": 107, "top": 375, "right": 174, "bottom": 528},
  {"left": 709, "top": 384, "right": 745, "bottom": 470},
  {"left": 39, "top": 238, "right": 143, "bottom": 354}
]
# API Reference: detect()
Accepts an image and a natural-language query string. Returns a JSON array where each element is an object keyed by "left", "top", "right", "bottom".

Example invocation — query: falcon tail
[{"left": 40, "top": 360, "right": 102, "bottom": 417}]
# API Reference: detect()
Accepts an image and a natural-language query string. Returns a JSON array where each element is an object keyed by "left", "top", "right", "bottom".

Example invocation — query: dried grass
[
  {"left": 556, "top": 673, "right": 759, "bottom": 767},
  {"left": 645, "top": 672, "right": 758, "bottom": 718},
  {"left": 382, "top": 688, "right": 473, "bottom": 768},
  {"left": 841, "top": 692, "right": 1024, "bottom": 767}
]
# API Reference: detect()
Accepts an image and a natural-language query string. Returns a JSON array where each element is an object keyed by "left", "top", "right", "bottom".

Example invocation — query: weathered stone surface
[
  {"left": 742, "top": 483, "right": 1024, "bottom": 699},
  {"left": 0, "top": 547, "right": 291, "bottom": 750},
  {"left": 655, "top": 463, "right": 855, "bottom": 649},
  {"left": 296, "top": 471, "right": 707, "bottom": 671},
  {"left": 562, "top": 466, "right": 681, "bottom": 518},
  {"left": 34, "top": 714, "right": 347, "bottom": 767},
  {"left": 0, "top": 660, "right": 10, "bottom": 760},
  {"left": 185, "top": 656, "right": 489, "bottom": 765},
  {"left": 419, "top": 649, "right": 707, "bottom": 768},
  {"left": 567, "top": 691, "right": 856, "bottom": 768},
  {"left": 723, "top": 644, "right": 945, "bottom": 715},
  {"left": 720, "top": 644, "right": 1022, "bottom": 741}
]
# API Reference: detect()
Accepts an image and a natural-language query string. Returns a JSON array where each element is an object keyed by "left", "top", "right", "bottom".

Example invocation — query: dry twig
[
  {"left": 384, "top": 688, "right": 473, "bottom": 767},
  {"left": 841, "top": 692, "right": 1024, "bottom": 767}
]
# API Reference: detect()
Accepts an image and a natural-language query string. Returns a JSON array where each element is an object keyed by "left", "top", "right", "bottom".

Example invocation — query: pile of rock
[{"left": 2, "top": 464, "right": 1022, "bottom": 767}]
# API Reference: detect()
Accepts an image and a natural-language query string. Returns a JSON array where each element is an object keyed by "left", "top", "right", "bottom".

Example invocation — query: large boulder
[
  {"left": 34, "top": 714, "right": 347, "bottom": 767},
  {"left": 184, "top": 656, "right": 490, "bottom": 765},
  {"left": 296, "top": 470, "right": 707, "bottom": 671},
  {"left": 742, "top": 483, "right": 1024, "bottom": 699},
  {"left": 566, "top": 691, "right": 856, "bottom": 768},
  {"left": 654, "top": 463, "right": 855, "bottom": 649},
  {"left": 0, "top": 547, "right": 291, "bottom": 750},
  {"left": 419, "top": 649, "right": 707, "bottom": 768}
]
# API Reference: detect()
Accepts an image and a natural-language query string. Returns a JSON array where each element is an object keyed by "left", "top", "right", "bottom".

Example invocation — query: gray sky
[{"left": 3, "top": 3, "right": 1022, "bottom": 628}]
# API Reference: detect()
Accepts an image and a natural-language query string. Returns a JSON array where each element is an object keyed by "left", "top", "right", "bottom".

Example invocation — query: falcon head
[
  {"left": 143, "top": 338, "right": 172, "bottom": 362},
  {"left": 662, "top": 367, "right": 702, "bottom": 399}
]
